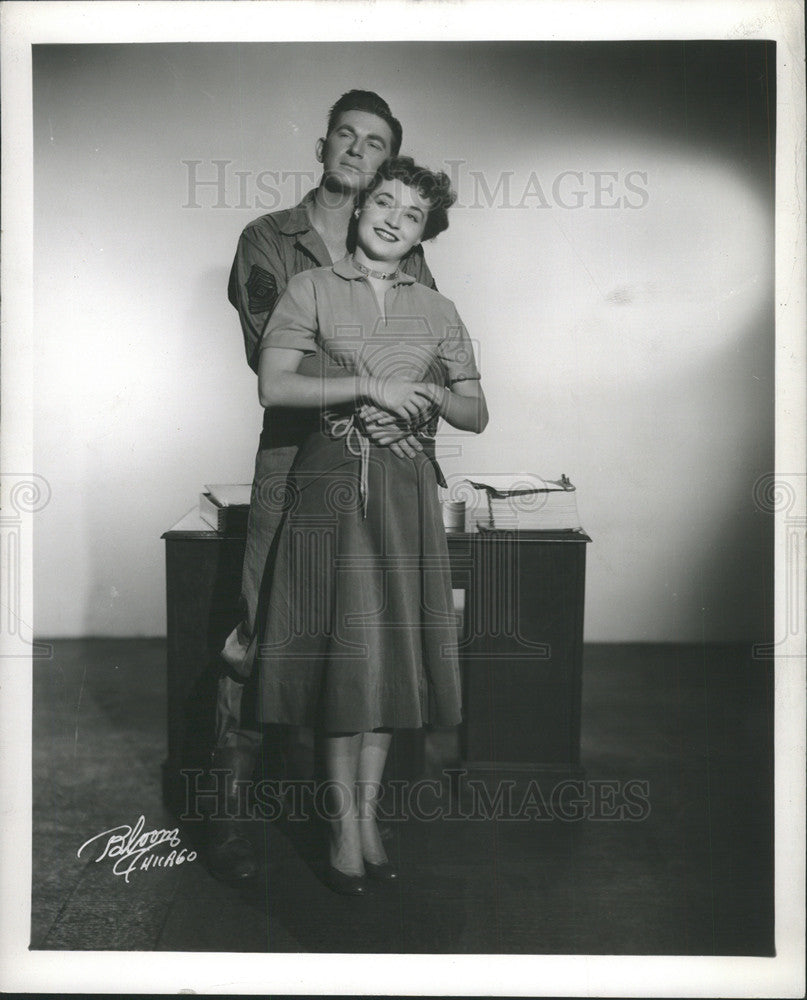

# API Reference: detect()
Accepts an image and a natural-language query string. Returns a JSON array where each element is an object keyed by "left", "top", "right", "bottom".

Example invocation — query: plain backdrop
[{"left": 32, "top": 41, "right": 775, "bottom": 642}]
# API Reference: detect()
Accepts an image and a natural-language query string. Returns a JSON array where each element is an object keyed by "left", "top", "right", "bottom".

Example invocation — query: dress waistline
[{"left": 323, "top": 411, "right": 446, "bottom": 519}]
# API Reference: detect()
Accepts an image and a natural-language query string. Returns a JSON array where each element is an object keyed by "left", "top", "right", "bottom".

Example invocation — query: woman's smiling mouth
[{"left": 374, "top": 228, "right": 399, "bottom": 242}]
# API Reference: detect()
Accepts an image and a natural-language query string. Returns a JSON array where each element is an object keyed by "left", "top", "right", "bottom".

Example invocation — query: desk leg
[{"left": 163, "top": 537, "right": 245, "bottom": 816}]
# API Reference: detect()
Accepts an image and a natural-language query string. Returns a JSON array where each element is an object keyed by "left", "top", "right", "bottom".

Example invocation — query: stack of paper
[{"left": 464, "top": 474, "right": 583, "bottom": 532}]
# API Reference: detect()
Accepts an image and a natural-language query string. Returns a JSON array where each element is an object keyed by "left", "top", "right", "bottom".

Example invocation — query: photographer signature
[{"left": 77, "top": 815, "right": 197, "bottom": 883}]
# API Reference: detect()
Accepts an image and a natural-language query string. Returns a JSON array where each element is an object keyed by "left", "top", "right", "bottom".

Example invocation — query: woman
[{"left": 257, "top": 156, "right": 488, "bottom": 894}]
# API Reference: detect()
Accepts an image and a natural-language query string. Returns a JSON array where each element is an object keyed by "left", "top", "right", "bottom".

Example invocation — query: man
[{"left": 210, "top": 90, "right": 436, "bottom": 881}]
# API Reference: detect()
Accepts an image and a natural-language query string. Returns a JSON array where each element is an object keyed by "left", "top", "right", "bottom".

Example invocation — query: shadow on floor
[{"left": 32, "top": 639, "right": 774, "bottom": 955}]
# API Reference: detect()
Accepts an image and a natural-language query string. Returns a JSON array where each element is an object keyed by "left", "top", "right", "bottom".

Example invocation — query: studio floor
[{"left": 31, "top": 640, "right": 774, "bottom": 955}]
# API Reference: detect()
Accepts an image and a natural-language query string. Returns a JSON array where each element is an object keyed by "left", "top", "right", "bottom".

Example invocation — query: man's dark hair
[
  {"left": 356, "top": 156, "right": 457, "bottom": 241},
  {"left": 326, "top": 90, "right": 403, "bottom": 158}
]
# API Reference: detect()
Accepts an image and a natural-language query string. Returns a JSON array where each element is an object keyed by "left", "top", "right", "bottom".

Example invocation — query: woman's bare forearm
[
  {"left": 259, "top": 369, "right": 363, "bottom": 410},
  {"left": 259, "top": 355, "right": 434, "bottom": 423},
  {"left": 367, "top": 385, "right": 488, "bottom": 437},
  {"left": 432, "top": 384, "right": 489, "bottom": 433}
]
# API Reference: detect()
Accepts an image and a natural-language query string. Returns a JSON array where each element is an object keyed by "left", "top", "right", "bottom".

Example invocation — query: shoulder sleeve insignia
[{"left": 245, "top": 264, "right": 279, "bottom": 314}]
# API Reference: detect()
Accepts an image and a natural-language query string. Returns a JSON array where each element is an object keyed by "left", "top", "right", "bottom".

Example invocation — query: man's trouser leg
[{"left": 209, "top": 444, "right": 296, "bottom": 880}]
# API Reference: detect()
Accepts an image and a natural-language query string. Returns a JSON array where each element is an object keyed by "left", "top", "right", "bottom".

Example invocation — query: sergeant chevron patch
[{"left": 246, "top": 265, "right": 279, "bottom": 314}]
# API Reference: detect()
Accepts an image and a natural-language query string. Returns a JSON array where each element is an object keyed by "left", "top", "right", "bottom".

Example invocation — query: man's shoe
[{"left": 208, "top": 832, "right": 257, "bottom": 882}]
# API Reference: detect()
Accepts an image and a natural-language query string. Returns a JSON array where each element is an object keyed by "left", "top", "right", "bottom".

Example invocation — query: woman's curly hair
[{"left": 356, "top": 156, "right": 457, "bottom": 241}]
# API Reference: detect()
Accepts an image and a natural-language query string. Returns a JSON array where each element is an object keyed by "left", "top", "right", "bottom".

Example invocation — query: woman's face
[{"left": 356, "top": 178, "right": 431, "bottom": 264}]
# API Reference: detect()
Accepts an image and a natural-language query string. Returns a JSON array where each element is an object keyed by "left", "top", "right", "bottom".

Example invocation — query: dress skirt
[{"left": 256, "top": 428, "right": 462, "bottom": 732}]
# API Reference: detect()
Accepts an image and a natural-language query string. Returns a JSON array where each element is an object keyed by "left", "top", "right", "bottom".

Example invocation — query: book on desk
[{"left": 198, "top": 483, "right": 251, "bottom": 533}]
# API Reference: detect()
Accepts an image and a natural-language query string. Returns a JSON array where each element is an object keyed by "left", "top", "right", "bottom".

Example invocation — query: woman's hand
[{"left": 363, "top": 377, "right": 436, "bottom": 423}]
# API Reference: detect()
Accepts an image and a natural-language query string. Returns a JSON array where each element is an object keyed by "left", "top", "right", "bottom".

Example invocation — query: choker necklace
[{"left": 352, "top": 255, "right": 399, "bottom": 281}]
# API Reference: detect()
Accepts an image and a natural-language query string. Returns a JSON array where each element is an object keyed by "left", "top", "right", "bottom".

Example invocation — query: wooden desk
[{"left": 162, "top": 509, "right": 590, "bottom": 810}]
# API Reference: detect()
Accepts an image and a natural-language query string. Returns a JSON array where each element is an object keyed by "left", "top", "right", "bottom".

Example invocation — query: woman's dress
[{"left": 256, "top": 256, "right": 481, "bottom": 733}]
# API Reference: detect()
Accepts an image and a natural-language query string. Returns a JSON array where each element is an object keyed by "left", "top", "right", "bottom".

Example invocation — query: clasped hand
[{"left": 359, "top": 378, "right": 441, "bottom": 460}]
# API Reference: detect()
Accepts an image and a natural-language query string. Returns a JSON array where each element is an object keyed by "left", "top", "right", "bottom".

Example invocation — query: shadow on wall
[{"left": 582, "top": 292, "right": 774, "bottom": 643}]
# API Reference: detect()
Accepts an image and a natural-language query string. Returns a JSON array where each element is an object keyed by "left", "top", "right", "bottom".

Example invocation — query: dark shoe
[
  {"left": 207, "top": 745, "right": 258, "bottom": 882},
  {"left": 208, "top": 833, "right": 257, "bottom": 882},
  {"left": 365, "top": 859, "right": 399, "bottom": 881},
  {"left": 324, "top": 865, "right": 368, "bottom": 896}
]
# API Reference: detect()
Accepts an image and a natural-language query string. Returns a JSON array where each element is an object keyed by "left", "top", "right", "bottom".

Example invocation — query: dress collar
[{"left": 332, "top": 254, "right": 416, "bottom": 286}]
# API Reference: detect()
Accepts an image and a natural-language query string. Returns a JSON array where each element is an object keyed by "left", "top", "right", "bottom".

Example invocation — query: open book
[{"left": 464, "top": 474, "right": 584, "bottom": 532}]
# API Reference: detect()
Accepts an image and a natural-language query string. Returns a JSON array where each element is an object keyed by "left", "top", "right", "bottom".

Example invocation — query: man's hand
[
  {"left": 358, "top": 403, "right": 398, "bottom": 428},
  {"left": 359, "top": 403, "right": 424, "bottom": 459},
  {"left": 363, "top": 421, "right": 425, "bottom": 458}
]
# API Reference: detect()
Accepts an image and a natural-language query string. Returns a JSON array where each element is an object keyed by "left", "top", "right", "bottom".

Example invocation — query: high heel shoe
[
  {"left": 324, "top": 865, "right": 368, "bottom": 896},
  {"left": 364, "top": 859, "right": 399, "bottom": 881}
]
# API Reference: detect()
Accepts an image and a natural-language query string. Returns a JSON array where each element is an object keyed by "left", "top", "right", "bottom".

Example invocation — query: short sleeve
[
  {"left": 259, "top": 274, "right": 319, "bottom": 356},
  {"left": 438, "top": 306, "right": 481, "bottom": 386},
  {"left": 228, "top": 222, "right": 290, "bottom": 372}
]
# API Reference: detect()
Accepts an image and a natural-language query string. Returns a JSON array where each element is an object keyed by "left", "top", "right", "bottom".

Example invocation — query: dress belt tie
[
  {"left": 326, "top": 413, "right": 370, "bottom": 519},
  {"left": 324, "top": 411, "right": 448, "bottom": 520}
]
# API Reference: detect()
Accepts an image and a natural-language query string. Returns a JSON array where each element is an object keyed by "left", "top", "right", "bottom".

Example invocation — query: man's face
[{"left": 316, "top": 109, "right": 394, "bottom": 194}]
